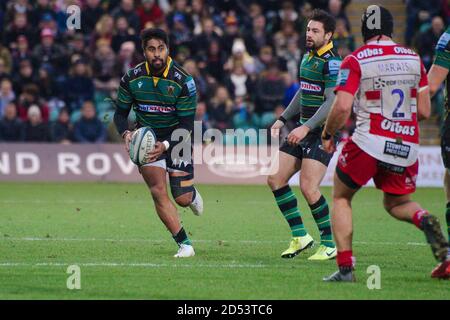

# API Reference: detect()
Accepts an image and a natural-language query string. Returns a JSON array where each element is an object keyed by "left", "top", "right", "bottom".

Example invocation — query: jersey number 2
[{"left": 391, "top": 89, "right": 405, "bottom": 118}]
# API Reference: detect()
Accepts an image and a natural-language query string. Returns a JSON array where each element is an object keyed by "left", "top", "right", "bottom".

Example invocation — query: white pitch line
[
  {"left": 0, "top": 237, "right": 428, "bottom": 246},
  {"left": 0, "top": 262, "right": 271, "bottom": 269}
]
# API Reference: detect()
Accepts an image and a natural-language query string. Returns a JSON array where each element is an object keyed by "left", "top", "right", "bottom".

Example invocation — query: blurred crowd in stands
[{"left": 0, "top": 0, "right": 448, "bottom": 143}]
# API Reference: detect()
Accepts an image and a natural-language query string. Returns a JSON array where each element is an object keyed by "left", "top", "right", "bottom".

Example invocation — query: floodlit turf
[{"left": 0, "top": 182, "right": 449, "bottom": 300}]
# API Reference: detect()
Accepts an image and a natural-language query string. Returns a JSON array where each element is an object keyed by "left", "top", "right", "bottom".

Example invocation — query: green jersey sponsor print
[
  {"left": 116, "top": 56, "right": 197, "bottom": 137},
  {"left": 298, "top": 42, "right": 342, "bottom": 125}
]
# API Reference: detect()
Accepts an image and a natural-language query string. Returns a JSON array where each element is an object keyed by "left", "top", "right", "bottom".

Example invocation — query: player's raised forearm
[
  {"left": 324, "top": 91, "right": 353, "bottom": 135},
  {"left": 427, "top": 64, "right": 448, "bottom": 98},
  {"left": 113, "top": 107, "right": 131, "bottom": 137},
  {"left": 280, "top": 88, "right": 302, "bottom": 122},
  {"left": 417, "top": 87, "right": 431, "bottom": 121},
  {"left": 303, "top": 87, "right": 336, "bottom": 130}
]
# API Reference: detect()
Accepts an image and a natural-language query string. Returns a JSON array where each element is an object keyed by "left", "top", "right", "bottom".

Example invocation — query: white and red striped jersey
[{"left": 335, "top": 40, "right": 428, "bottom": 167}]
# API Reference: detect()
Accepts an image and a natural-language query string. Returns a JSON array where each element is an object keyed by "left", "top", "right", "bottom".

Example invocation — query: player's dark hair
[
  {"left": 361, "top": 5, "right": 393, "bottom": 42},
  {"left": 310, "top": 9, "right": 336, "bottom": 35},
  {"left": 140, "top": 28, "right": 169, "bottom": 48}
]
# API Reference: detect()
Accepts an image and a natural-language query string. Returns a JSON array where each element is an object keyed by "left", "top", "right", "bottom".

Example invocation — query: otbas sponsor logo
[
  {"left": 300, "top": 81, "right": 321, "bottom": 92},
  {"left": 380, "top": 119, "right": 416, "bottom": 136}
]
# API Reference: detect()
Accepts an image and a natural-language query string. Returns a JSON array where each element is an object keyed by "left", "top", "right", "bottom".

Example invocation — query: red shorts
[{"left": 336, "top": 138, "right": 418, "bottom": 195}]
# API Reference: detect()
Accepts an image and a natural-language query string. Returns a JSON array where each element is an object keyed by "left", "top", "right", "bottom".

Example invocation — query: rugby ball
[{"left": 128, "top": 127, "right": 157, "bottom": 165}]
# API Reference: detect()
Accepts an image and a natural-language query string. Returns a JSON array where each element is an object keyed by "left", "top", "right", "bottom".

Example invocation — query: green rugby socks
[
  {"left": 273, "top": 185, "right": 307, "bottom": 237},
  {"left": 173, "top": 227, "right": 192, "bottom": 246},
  {"left": 309, "top": 195, "right": 335, "bottom": 248}
]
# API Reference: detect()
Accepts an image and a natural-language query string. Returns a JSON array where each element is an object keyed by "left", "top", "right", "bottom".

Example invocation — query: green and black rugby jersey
[
  {"left": 299, "top": 41, "right": 342, "bottom": 125},
  {"left": 433, "top": 26, "right": 450, "bottom": 114},
  {"left": 116, "top": 56, "right": 197, "bottom": 138}
]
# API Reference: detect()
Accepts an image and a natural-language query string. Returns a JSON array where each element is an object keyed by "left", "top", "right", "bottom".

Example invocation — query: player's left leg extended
[
  {"left": 383, "top": 192, "right": 450, "bottom": 279},
  {"left": 167, "top": 144, "right": 203, "bottom": 216},
  {"left": 141, "top": 164, "right": 194, "bottom": 258},
  {"left": 300, "top": 160, "right": 336, "bottom": 261}
]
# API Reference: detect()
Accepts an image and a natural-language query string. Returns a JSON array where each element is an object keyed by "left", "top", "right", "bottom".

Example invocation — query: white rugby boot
[
  {"left": 174, "top": 244, "right": 195, "bottom": 258},
  {"left": 189, "top": 188, "right": 203, "bottom": 216}
]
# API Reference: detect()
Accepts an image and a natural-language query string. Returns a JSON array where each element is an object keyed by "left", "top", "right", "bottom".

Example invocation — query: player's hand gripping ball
[{"left": 128, "top": 127, "right": 157, "bottom": 165}]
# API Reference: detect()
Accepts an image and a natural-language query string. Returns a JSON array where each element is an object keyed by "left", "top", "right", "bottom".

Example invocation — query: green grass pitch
[{"left": 0, "top": 182, "right": 449, "bottom": 299}]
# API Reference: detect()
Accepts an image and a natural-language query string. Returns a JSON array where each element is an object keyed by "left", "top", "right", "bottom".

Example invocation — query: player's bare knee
[
  {"left": 150, "top": 184, "right": 167, "bottom": 202},
  {"left": 267, "top": 174, "right": 278, "bottom": 190},
  {"left": 300, "top": 183, "right": 317, "bottom": 203},
  {"left": 175, "top": 192, "right": 193, "bottom": 207}
]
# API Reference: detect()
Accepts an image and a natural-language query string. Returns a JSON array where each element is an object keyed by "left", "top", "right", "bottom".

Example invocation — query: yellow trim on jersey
[
  {"left": 317, "top": 41, "right": 333, "bottom": 57},
  {"left": 145, "top": 56, "right": 173, "bottom": 87}
]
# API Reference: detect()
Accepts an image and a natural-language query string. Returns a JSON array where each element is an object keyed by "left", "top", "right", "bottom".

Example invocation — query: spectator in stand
[
  {"left": 111, "top": 0, "right": 141, "bottom": 34},
  {"left": 0, "top": 102, "right": 25, "bottom": 142},
  {"left": 298, "top": 1, "right": 314, "bottom": 37},
  {"left": 137, "top": 0, "right": 165, "bottom": 29},
  {"left": 64, "top": 59, "right": 94, "bottom": 113},
  {"left": 405, "top": 0, "right": 442, "bottom": 46},
  {"left": 50, "top": 107, "right": 72, "bottom": 143},
  {"left": 73, "top": 101, "right": 106, "bottom": 143},
  {"left": 24, "top": 104, "right": 50, "bottom": 142},
  {"left": 3, "top": 12, "right": 36, "bottom": 48},
  {"left": 17, "top": 83, "right": 49, "bottom": 123},
  {"left": 415, "top": 15, "right": 446, "bottom": 70},
  {"left": 195, "top": 100, "right": 211, "bottom": 135},
  {"left": 166, "top": 0, "right": 194, "bottom": 31},
  {"left": 37, "top": 65, "right": 59, "bottom": 101},
  {"left": 183, "top": 59, "right": 208, "bottom": 100},
  {"left": 67, "top": 33, "right": 90, "bottom": 65},
  {"left": 192, "top": 18, "right": 222, "bottom": 57},
  {"left": 333, "top": 17, "right": 355, "bottom": 53},
  {"left": 38, "top": 13, "right": 60, "bottom": 41},
  {"left": 254, "top": 45, "right": 279, "bottom": 75},
  {"left": 282, "top": 39, "right": 302, "bottom": 80},
  {"left": 224, "top": 39, "right": 256, "bottom": 76},
  {"left": 169, "top": 13, "right": 193, "bottom": 56},
  {"left": 92, "top": 40, "right": 120, "bottom": 97},
  {"left": 32, "top": 28, "right": 68, "bottom": 79},
  {"left": 224, "top": 62, "right": 254, "bottom": 100},
  {"left": 10, "top": 35, "right": 32, "bottom": 73},
  {"left": 191, "top": 0, "right": 210, "bottom": 35},
  {"left": 254, "top": 61, "right": 286, "bottom": 128},
  {"left": 207, "top": 85, "right": 234, "bottom": 131},
  {"left": 12, "top": 59, "right": 37, "bottom": 96},
  {"left": 282, "top": 72, "right": 299, "bottom": 109},
  {"left": 273, "top": 20, "right": 300, "bottom": 58},
  {"left": 111, "top": 15, "right": 139, "bottom": 53},
  {"left": 83, "top": 0, "right": 105, "bottom": 34},
  {"left": 244, "top": 14, "right": 272, "bottom": 57},
  {"left": 117, "top": 41, "right": 142, "bottom": 75},
  {"left": 232, "top": 96, "right": 256, "bottom": 130},
  {"left": 0, "top": 79, "right": 15, "bottom": 117},
  {"left": 442, "top": 0, "right": 450, "bottom": 25},
  {"left": 221, "top": 15, "right": 242, "bottom": 55},
  {"left": 89, "top": 14, "right": 114, "bottom": 55},
  {"left": 0, "top": 43, "right": 12, "bottom": 75},
  {"left": 0, "top": 58, "right": 9, "bottom": 82},
  {"left": 327, "top": 0, "right": 351, "bottom": 33},
  {"left": 205, "top": 39, "right": 228, "bottom": 82},
  {"left": 275, "top": 1, "right": 300, "bottom": 32},
  {"left": 31, "top": 0, "right": 56, "bottom": 26}
]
